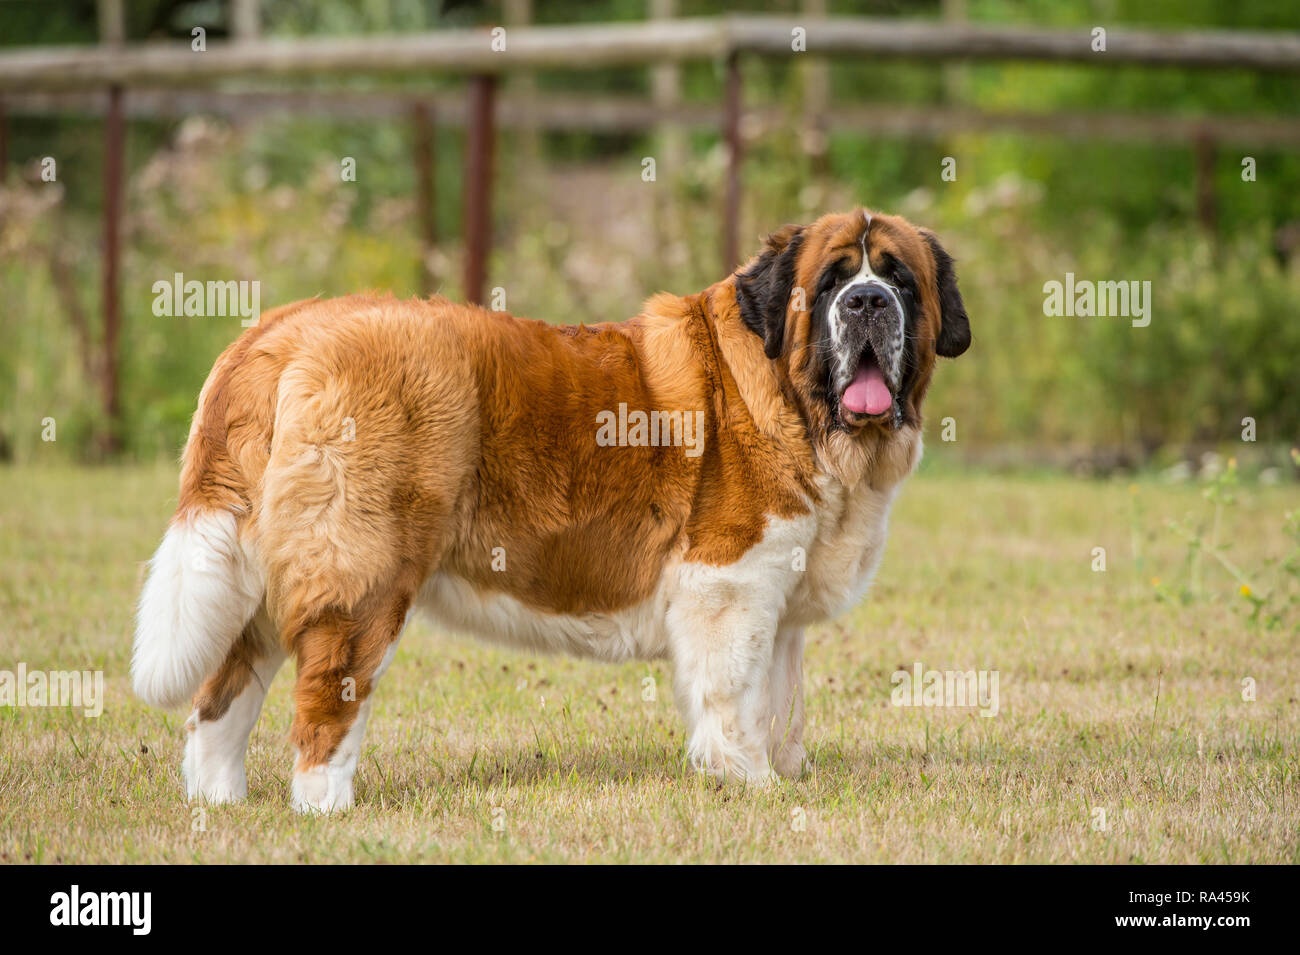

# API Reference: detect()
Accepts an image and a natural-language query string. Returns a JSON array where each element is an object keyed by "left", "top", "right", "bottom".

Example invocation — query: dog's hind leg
[
  {"left": 255, "top": 344, "right": 471, "bottom": 811},
  {"left": 183, "top": 605, "right": 284, "bottom": 804},
  {"left": 284, "top": 580, "right": 416, "bottom": 813}
]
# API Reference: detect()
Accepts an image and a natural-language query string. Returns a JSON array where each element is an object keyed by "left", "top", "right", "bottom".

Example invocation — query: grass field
[{"left": 1, "top": 463, "right": 1296, "bottom": 864}]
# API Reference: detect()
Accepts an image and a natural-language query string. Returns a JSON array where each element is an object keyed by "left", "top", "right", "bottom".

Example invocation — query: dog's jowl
[{"left": 131, "top": 208, "right": 970, "bottom": 812}]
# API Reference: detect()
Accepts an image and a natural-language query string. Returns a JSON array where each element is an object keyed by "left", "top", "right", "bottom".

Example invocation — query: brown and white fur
[{"left": 131, "top": 208, "right": 970, "bottom": 812}]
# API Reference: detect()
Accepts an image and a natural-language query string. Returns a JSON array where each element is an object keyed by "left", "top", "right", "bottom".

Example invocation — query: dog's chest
[{"left": 784, "top": 475, "right": 900, "bottom": 626}]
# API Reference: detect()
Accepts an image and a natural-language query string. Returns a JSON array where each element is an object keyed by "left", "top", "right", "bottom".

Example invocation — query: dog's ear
[
  {"left": 735, "top": 224, "right": 805, "bottom": 360},
  {"left": 920, "top": 230, "right": 971, "bottom": 358}
]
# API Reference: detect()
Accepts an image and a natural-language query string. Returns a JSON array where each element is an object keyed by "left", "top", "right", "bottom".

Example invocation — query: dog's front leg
[
  {"left": 767, "top": 625, "right": 807, "bottom": 778},
  {"left": 667, "top": 590, "right": 779, "bottom": 785}
]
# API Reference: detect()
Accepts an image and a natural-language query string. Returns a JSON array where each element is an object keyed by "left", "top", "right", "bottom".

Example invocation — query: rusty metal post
[
  {"left": 412, "top": 102, "right": 437, "bottom": 296},
  {"left": 800, "top": 0, "right": 830, "bottom": 185},
  {"left": 463, "top": 75, "right": 497, "bottom": 306},
  {"left": 101, "top": 84, "right": 124, "bottom": 456},
  {"left": 1194, "top": 128, "right": 1218, "bottom": 237},
  {"left": 722, "top": 52, "right": 742, "bottom": 273}
]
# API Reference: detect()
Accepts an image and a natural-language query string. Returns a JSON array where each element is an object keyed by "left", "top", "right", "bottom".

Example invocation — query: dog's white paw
[{"left": 291, "top": 765, "right": 355, "bottom": 813}]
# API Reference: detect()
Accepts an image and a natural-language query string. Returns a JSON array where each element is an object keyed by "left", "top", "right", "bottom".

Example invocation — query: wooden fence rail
[
  {"left": 8, "top": 89, "right": 1300, "bottom": 147},
  {"left": 0, "top": 16, "right": 1298, "bottom": 91}
]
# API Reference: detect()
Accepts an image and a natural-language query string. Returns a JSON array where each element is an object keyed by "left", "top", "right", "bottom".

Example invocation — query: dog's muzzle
[{"left": 833, "top": 281, "right": 904, "bottom": 425}]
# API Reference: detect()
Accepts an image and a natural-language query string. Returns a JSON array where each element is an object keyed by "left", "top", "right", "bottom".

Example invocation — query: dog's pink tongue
[{"left": 842, "top": 363, "right": 892, "bottom": 416}]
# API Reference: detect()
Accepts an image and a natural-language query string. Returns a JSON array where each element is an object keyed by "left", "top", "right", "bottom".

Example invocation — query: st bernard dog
[{"left": 132, "top": 207, "right": 970, "bottom": 812}]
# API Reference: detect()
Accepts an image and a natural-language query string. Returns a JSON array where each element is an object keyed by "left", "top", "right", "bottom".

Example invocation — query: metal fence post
[{"left": 463, "top": 75, "right": 497, "bottom": 306}]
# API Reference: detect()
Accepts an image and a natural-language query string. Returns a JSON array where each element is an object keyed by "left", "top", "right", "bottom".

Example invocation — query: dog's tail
[
  {"left": 131, "top": 305, "right": 314, "bottom": 709},
  {"left": 131, "top": 507, "right": 263, "bottom": 709},
  {"left": 131, "top": 336, "right": 269, "bottom": 710}
]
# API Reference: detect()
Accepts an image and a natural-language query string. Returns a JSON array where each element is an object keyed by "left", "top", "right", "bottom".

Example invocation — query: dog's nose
[{"left": 842, "top": 284, "right": 891, "bottom": 315}]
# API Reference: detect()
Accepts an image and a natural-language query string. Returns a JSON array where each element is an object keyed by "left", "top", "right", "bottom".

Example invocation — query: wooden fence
[{"left": 2, "top": 13, "right": 1298, "bottom": 453}]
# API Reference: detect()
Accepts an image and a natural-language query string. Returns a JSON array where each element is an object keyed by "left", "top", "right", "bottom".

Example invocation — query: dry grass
[{"left": 0, "top": 463, "right": 1296, "bottom": 863}]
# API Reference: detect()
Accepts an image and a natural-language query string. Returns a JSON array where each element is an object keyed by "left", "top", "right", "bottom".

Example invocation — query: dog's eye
[
  {"left": 879, "top": 254, "right": 915, "bottom": 294},
  {"left": 814, "top": 259, "right": 850, "bottom": 300}
]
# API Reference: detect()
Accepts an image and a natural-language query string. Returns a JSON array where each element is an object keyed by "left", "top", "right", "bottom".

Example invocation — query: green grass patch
[{"left": 0, "top": 465, "right": 1296, "bottom": 863}]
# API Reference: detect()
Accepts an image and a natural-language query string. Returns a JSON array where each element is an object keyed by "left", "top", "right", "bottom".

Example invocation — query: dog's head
[{"left": 734, "top": 208, "right": 970, "bottom": 435}]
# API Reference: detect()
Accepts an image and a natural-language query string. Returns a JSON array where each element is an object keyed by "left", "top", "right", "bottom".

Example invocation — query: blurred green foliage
[{"left": 0, "top": 0, "right": 1297, "bottom": 465}]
